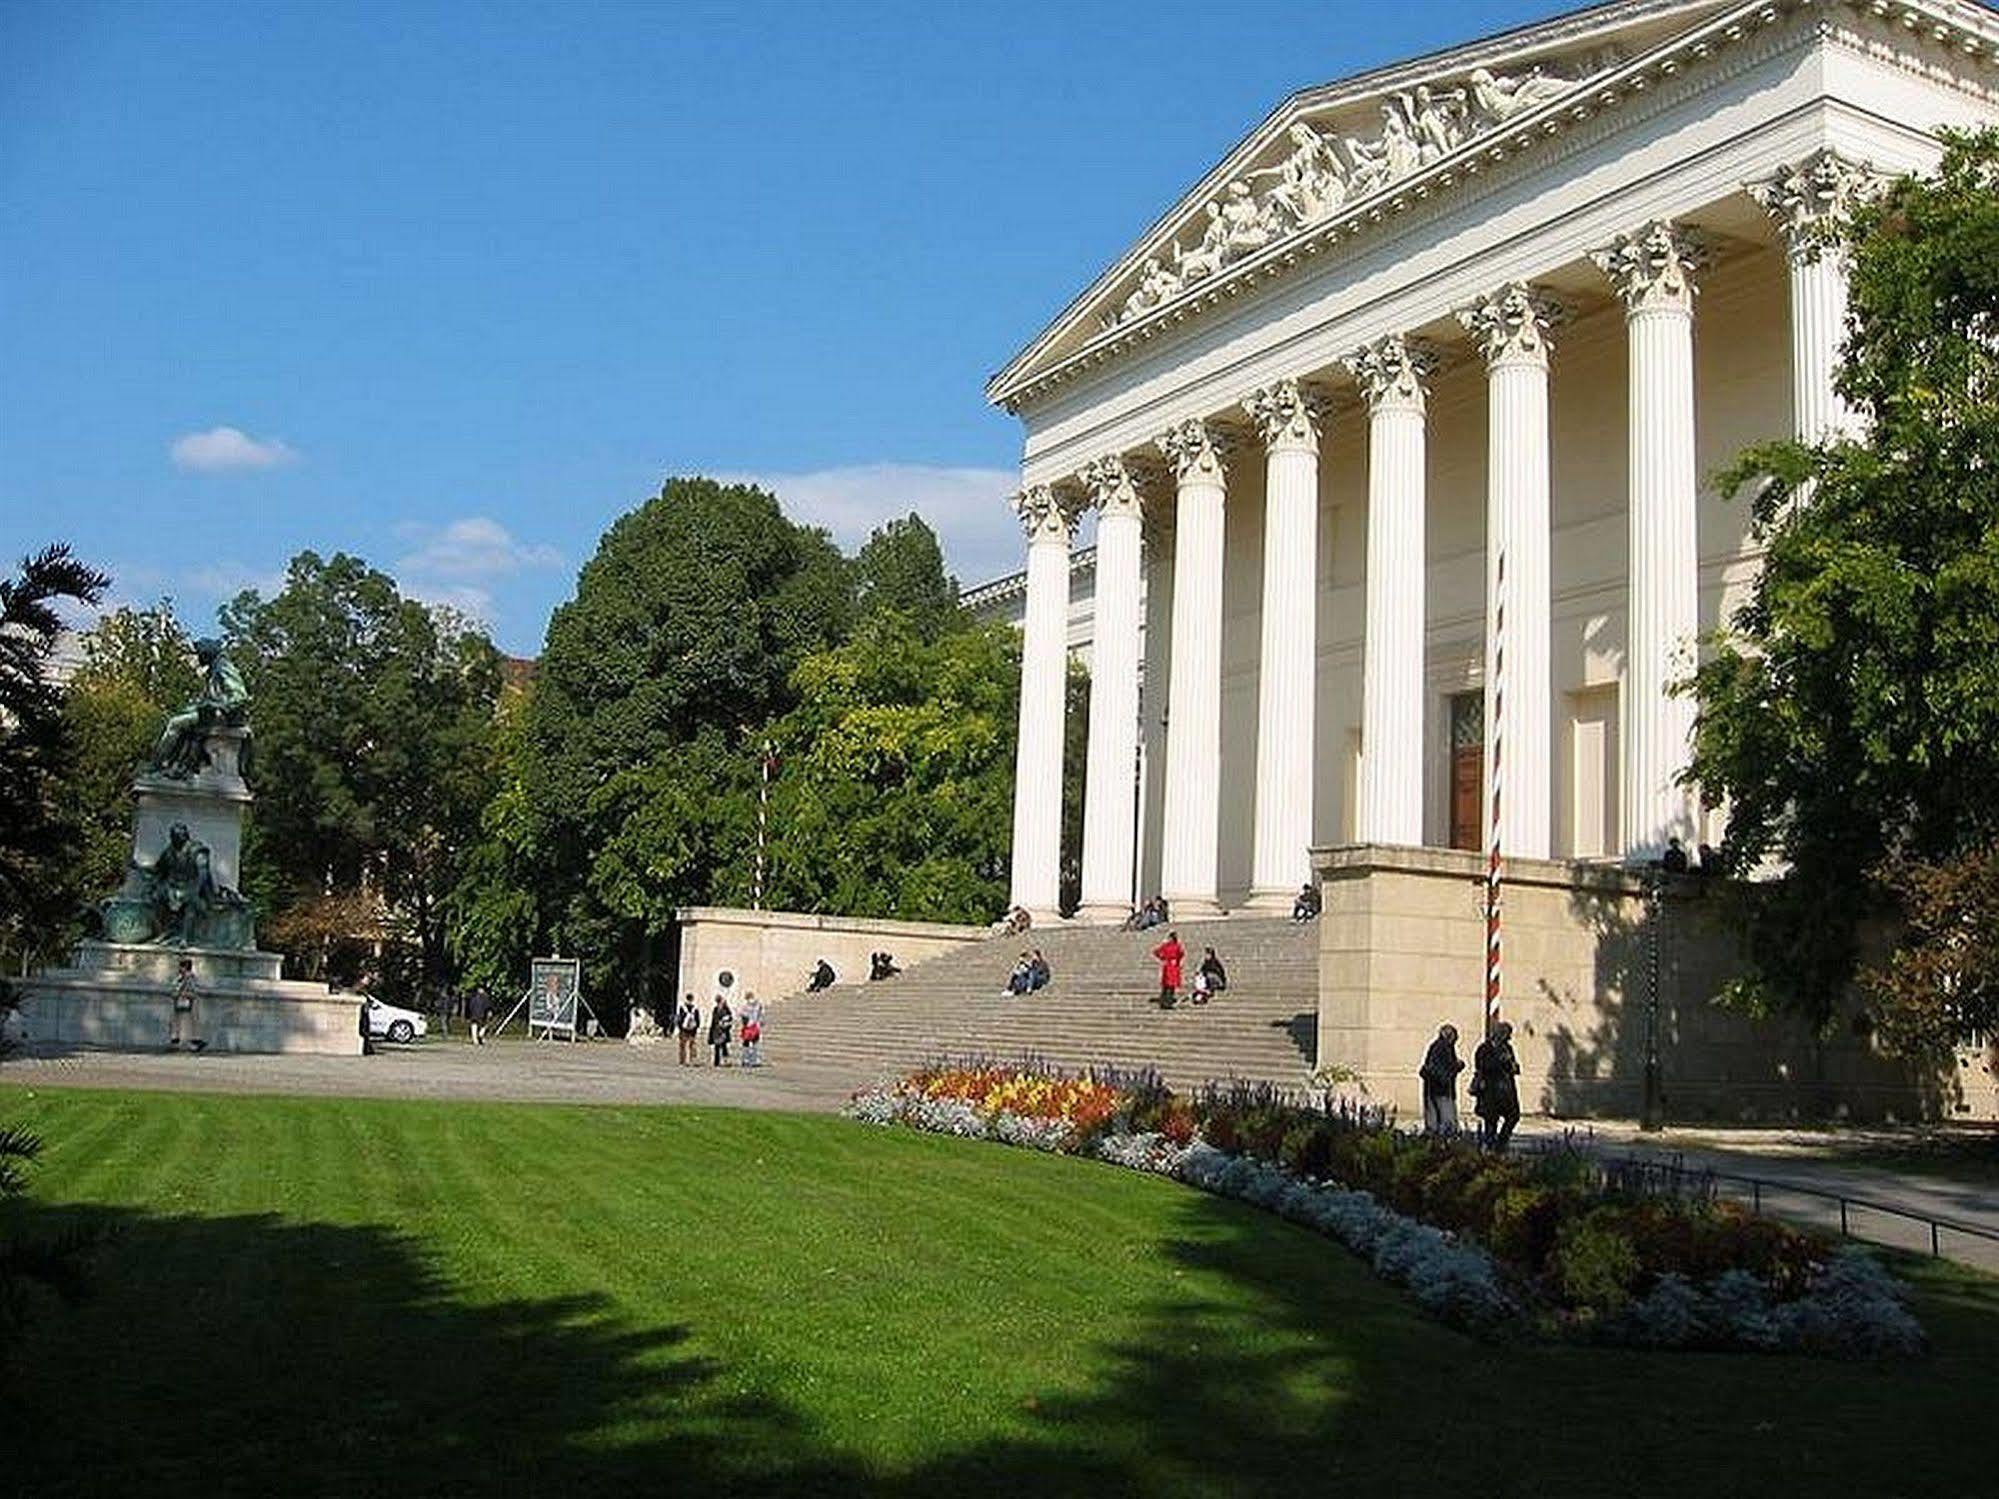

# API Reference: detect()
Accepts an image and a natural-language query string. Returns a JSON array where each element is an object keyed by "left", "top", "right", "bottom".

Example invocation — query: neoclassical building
[{"left": 990, "top": 0, "right": 1999, "bottom": 928}]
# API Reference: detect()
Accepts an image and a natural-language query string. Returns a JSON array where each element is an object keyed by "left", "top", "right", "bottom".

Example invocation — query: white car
[{"left": 362, "top": 997, "right": 428, "bottom": 1045}]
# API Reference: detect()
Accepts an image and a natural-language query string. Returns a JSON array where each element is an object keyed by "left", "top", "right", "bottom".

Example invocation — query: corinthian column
[
  {"left": 1244, "top": 379, "right": 1326, "bottom": 905},
  {"left": 1077, "top": 456, "right": 1145, "bottom": 921},
  {"left": 1749, "top": 150, "right": 1870, "bottom": 443},
  {"left": 1458, "top": 285, "right": 1566, "bottom": 859},
  {"left": 1154, "top": 418, "right": 1229, "bottom": 916},
  {"left": 1344, "top": 335, "right": 1435, "bottom": 847},
  {"left": 1007, "top": 485, "right": 1074, "bottom": 919},
  {"left": 1592, "top": 222, "right": 1707, "bottom": 859}
]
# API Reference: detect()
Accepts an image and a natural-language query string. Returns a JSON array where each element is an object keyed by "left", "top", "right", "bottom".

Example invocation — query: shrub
[{"left": 1551, "top": 1211, "right": 1644, "bottom": 1315}]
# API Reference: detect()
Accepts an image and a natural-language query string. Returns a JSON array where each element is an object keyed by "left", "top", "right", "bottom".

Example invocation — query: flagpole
[{"left": 1485, "top": 550, "right": 1506, "bottom": 1039}]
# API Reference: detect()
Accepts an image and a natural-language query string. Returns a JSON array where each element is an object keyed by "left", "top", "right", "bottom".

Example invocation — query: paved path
[
  {"left": 1, "top": 1039, "right": 876, "bottom": 1114},
  {"left": 1520, "top": 1120, "right": 1999, "bottom": 1273}
]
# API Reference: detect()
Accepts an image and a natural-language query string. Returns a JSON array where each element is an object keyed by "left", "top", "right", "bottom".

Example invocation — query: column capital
[
  {"left": 1591, "top": 221, "right": 1709, "bottom": 315},
  {"left": 1244, "top": 379, "right": 1328, "bottom": 450},
  {"left": 1456, "top": 283, "right": 1570, "bottom": 369},
  {"left": 1013, "top": 484, "right": 1075, "bottom": 544},
  {"left": 1344, "top": 334, "right": 1437, "bottom": 413},
  {"left": 1079, "top": 455, "right": 1145, "bottom": 521},
  {"left": 1155, "top": 418, "right": 1229, "bottom": 483},
  {"left": 1748, "top": 150, "right": 1877, "bottom": 263}
]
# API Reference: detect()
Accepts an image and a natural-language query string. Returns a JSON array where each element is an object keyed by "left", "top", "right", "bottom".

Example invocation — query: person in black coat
[
  {"left": 709, "top": 994, "right": 734, "bottom": 1066},
  {"left": 1470, "top": 1021, "right": 1522, "bottom": 1151},
  {"left": 1419, "top": 1023, "right": 1463, "bottom": 1134}
]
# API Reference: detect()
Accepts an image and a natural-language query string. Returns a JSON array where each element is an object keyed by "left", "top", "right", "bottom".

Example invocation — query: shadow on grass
[{"left": 8, "top": 1178, "right": 1999, "bottom": 1498}]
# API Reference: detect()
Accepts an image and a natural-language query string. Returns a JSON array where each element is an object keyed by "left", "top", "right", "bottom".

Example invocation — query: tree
[
  {"left": 0, "top": 544, "right": 109, "bottom": 966},
  {"left": 57, "top": 604, "right": 202, "bottom": 902},
  {"left": 220, "top": 553, "right": 502, "bottom": 999},
  {"left": 757, "top": 615, "right": 1021, "bottom": 922},
  {"left": 1685, "top": 130, "right": 1999, "bottom": 1044},
  {"left": 489, "top": 477, "right": 855, "bottom": 1012},
  {"left": 854, "top": 514, "right": 960, "bottom": 639}
]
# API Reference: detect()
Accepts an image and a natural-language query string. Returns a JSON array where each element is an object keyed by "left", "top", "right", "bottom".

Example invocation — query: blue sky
[{"left": 5, "top": 0, "right": 1561, "bottom": 654}]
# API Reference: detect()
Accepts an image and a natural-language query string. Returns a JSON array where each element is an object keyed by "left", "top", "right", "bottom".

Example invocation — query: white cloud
[
  {"left": 395, "top": 516, "right": 562, "bottom": 581},
  {"left": 393, "top": 516, "right": 562, "bottom": 629},
  {"left": 169, "top": 425, "right": 299, "bottom": 473},
  {"left": 716, "top": 462, "right": 1025, "bottom": 588}
]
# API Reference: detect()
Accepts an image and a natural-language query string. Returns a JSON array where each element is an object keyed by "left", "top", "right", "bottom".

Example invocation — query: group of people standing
[
  {"left": 1418, "top": 1020, "right": 1521, "bottom": 1149},
  {"left": 672, "top": 991, "right": 764, "bottom": 1068}
]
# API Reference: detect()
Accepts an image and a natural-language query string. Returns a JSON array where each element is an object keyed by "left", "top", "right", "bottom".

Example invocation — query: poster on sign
[{"left": 528, "top": 957, "right": 582, "bottom": 1039}]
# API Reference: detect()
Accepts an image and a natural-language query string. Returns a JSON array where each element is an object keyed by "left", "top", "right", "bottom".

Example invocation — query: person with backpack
[
  {"left": 708, "top": 992, "right": 734, "bottom": 1067},
  {"left": 739, "top": 992, "right": 764, "bottom": 1068},
  {"left": 1190, "top": 947, "right": 1227, "bottom": 1005},
  {"left": 675, "top": 993, "right": 701, "bottom": 1066},
  {"left": 1152, "top": 930, "right": 1185, "bottom": 1010}
]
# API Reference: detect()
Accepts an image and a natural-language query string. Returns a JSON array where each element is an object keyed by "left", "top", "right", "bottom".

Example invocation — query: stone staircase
[{"left": 761, "top": 917, "right": 1321, "bottom": 1090}]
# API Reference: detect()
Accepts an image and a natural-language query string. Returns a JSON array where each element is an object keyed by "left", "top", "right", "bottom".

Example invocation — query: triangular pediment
[{"left": 988, "top": 0, "right": 1740, "bottom": 407}]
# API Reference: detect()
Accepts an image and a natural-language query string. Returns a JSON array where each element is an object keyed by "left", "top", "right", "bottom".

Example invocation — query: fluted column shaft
[
  {"left": 1460, "top": 287, "right": 1564, "bottom": 859},
  {"left": 1751, "top": 152, "right": 1869, "bottom": 444},
  {"left": 1156, "top": 420, "right": 1228, "bottom": 915},
  {"left": 1008, "top": 487, "right": 1073, "bottom": 918},
  {"left": 1595, "top": 224, "right": 1706, "bottom": 858},
  {"left": 1246, "top": 382, "right": 1325, "bottom": 903},
  {"left": 1347, "top": 337, "right": 1434, "bottom": 847},
  {"left": 1077, "top": 459, "right": 1145, "bottom": 920}
]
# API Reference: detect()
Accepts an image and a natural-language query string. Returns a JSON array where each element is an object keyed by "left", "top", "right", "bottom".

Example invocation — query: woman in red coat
[{"left": 1152, "top": 930, "right": 1185, "bottom": 1010}]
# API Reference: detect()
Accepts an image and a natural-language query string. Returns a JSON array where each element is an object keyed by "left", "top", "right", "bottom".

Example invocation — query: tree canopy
[{"left": 1685, "top": 129, "right": 1999, "bottom": 1048}]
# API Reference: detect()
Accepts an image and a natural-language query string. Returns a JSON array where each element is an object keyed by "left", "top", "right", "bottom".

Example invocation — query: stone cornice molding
[
  {"left": 1591, "top": 220, "right": 1710, "bottom": 313},
  {"left": 1079, "top": 454, "right": 1146, "bottom": 520},
  {"left": 1344, "top": 335, "right": 1439, "bottom": 413},
  {"left": 986, "top": 0, "right": 1999, "bottom": 414},
  {"left": 1244, "top": 379, "right": 1329, "bottom": 449},
  {"left": 1747, "top": 148, "right": 1881, "bottom": 260},
  {"left": 1155, "top": 419, "right": 1230, "bottom": 484},
  {"left": 1013, "top": 484, "right": 1076, "bottom": 544},
  {"left": 1456, "top": 283, "right": 1571, "bottom": 367}
]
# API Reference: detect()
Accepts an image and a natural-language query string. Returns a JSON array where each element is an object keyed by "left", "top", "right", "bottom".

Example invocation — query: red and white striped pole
[{"left": 1485, "top": 550, "right": 1506, "bottom": 1038}]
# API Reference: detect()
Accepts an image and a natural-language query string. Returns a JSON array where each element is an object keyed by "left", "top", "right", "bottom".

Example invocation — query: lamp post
[{"left": 1640, "top": 866, "right": 1665, "bottom": 1132}]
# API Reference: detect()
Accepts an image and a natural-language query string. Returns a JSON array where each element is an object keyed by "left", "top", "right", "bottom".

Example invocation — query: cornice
[{"left": 987, "top": 0, "right": 1999, "bottom": 416}]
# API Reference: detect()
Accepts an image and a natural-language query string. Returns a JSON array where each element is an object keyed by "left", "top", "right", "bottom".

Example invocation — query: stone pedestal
[{"left": 21, "top": 724, "right": 361, "bottom": 1055}]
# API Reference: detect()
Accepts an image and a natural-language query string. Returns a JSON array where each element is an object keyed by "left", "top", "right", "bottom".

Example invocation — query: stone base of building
[
  {"left": 14, "top": 940, "right": 363, "bottom": 1055},
  {"left": 674, "top": 906, "right": 986, "bottom": 1004},
  {"left": 1311, "top": 844, "right": 1983, "bottom": 1124}
]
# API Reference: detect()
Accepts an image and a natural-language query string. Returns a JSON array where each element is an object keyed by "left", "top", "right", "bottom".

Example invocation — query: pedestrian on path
[
  {"left": 1471, "top": 1021, "right": 1521, "bottom": 1151},
  {"left": 1419, "top": 1023, "right": 1463, "bottom": 1134},
  {"left": 466, "top": 986, "right": 492, "bottom": 1046},
  {"left": 168, "top": 957, "right": 206, "bottom": 1052},
  {"left": 709, "top": 993, "right": 734, "bottom": 1067},
  {"left": 1152, "top": 930, "right": 1185, "bottom": 1010},
  {"left": 740, "top": 993, "right": 764, "bottom": 1068},
  {"left": 676, "top": 993, "right": 701, "bottom": 1065}
]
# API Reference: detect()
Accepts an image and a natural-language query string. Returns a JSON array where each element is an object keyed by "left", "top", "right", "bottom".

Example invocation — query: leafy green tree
[
  {"left": 854, "top": 513, "right": 960, "bottom": 639},
  {"left": 757, "top": 615, "right": 1020, "bottom": 921},
  {"left": 0, "top": 545, "right": 109, "bottom": 966},
  {"left": 507, "top": 477, "right": 855, "bottom": 1009},
  {"left": 57, "top": 604, "right": 202, "bottom": 901},
  {"left": 220, "top": 552, "right": 501, "bottom": 998},
  {"left": 1685, "top": 130, "right": 1999, "bottom": 1042}
]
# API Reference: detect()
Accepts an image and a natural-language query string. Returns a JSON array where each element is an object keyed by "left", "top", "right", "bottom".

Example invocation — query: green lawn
[{"left": 2, "top": 1088, "right": 1993, "bottom": 1498}]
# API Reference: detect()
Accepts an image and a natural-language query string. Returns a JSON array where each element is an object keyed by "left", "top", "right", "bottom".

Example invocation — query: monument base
[{"left": 16, "top": 941, "right": 363, "bottom": 1056}]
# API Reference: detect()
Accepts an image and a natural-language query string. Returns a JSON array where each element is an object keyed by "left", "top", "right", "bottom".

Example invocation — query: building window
[{"left": 1448, "top": 691, "right": 1483, "bottom": 852}]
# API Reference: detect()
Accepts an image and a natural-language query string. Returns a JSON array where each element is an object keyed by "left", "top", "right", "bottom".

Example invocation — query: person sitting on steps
[
  {"left": 806, "top": 958, "right": 837, "bottom": 993},
  {"left": 1291, "top": 882, "right": 1321, "bottom": 922},
  {"left": 1026, "top": 948, "right": 1051, "bottom": 992},
  {"left": 1191, "top": 947, "right": 1227, "bottom": 1005},
  {"left": 1002, "top": 951, "right": 1033, "bottom": 996}
]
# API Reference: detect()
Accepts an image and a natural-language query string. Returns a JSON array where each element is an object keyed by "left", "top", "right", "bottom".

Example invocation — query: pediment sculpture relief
[{"left": 1105, "top": 52, "right": 1618, "bottom": 330}]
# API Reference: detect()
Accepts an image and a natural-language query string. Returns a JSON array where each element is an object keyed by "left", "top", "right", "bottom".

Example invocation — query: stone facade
[
  {"left": 1313, "top": 844, "right": 1982, "bottom": 1122},
  {"left": 674, "top": 906, "right": 985, "bottom": 1007}
]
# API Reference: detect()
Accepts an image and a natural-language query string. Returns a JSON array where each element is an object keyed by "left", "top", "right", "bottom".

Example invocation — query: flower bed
[{"left": 846, "top": 1066, "right": 1925, "bottom": 1357}]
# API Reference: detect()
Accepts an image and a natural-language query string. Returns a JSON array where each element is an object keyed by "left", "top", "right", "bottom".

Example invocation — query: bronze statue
[
  {"left": 143, "top": 822, "right": 232, "bottom": 945},
  {"left": 150, "top": 639, "right": 250, "bottom": 777}
]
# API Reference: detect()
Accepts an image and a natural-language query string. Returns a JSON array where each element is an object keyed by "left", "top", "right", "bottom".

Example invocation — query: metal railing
[{"left": 1520, "top": 1134, "right": 1999, "bottom": 1260}]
